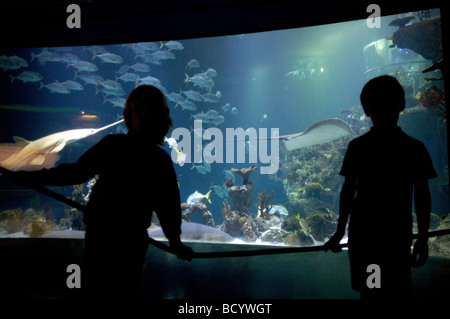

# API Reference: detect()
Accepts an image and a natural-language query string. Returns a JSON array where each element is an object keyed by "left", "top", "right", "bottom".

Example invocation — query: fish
[
  {"left": 148, "top": 222, "right": 233, "bottom": 243},
  {"left": 161, "top": 41, "right": 184, "bottom": 51},
  {"left": 75, "top": 73, "right": 104, "bottom": 86},
  {"left": 191, "top": 163, "right": 208, "bottom": 175},
  {"left": 187, "top": 190, "right": 212, "bottom": 205},
  {"left": 212, "top": 185, "right": 228, "bottom": 198},
  {"left": 224, "top": 169, "right": 236, "bottom": 184},
  {"left": 116, "top": 72, "right": 140, "bottom": 84},
  {"left": 99, "top": 79, "right": 123, "bottom": 91},
  {"left": 99, "top": 88, "right": 126, "bottom": 97},
  {"left": 1, "top": 55, "right": 28, "bottom": 70},
  {"left": 68, "top": 61, "right": 98, "bottom": 72},
  {"left": 165, "top": 92, "right": 184, "bottom": 106},
  {"left": 186, "top": 59, "right": 200, "bottom": 69},
  {"left": 39, "top": 81, "right": 71, "bottom": 94},
  {"left": 130, "top": 62, "right": 151, "bottom": 73},
  {"left": 256, "top": 204, "right": 288, "bottom": 218},
  {"left": 135, "top": 42, "right": 159, "bottom": 52},
  {"left": 184, "top": 73, "right": 214, "bottom": 90},
  {"left": 279, "top": 119, "right": 353, "bottom": 151},
  {"left": 202, "top": 92, "right": 220, "bottom": 103},
  {"left": 60, "top": 80, "right": 84, "bottom": 91},
  {"left": 173, "top": 147, "right": 186, "bottom": 167},
  {"left": 231, "top": 106, "right": 238, "bottom": 115},
  {"left": 268, "top": 205, "right": 288, "bottom": 216},
  {"left": 92, "top": 52, "right": 123, "bottom": 64},
  {"left": 179, "top": 100, "right": 197, "bottom": 111},
  {"left": 0, "top": 120, "right": 124, "bottom": 171},
  {"left": 182, "top": 90, "right": 204, "bottom": 102},
  {"left": 204, "top": 68, "right": 217, "bottom": 78},
  {"left": 10, "top": 71, "right": 43, "bottom": 84},
  {"left": 164, "top": 137, "right": 178, "bottom": 149},
  {"left": 30, "top": 50, "right": 61, "bottom": 65},
  {"left": 210, "top": 115, "right": 225, "bottom": 125},
  {"left": 151, "top": 50, "right": 176, "bottom": 60},
  {"left": 222, "top": 103, "right": 231, "bottom": 112},
  {"left": 103, "top": 96, "right": 126, "bottom": 108},
  {"left": 138, "top": 75, "right": 161, "bottom": 87}
]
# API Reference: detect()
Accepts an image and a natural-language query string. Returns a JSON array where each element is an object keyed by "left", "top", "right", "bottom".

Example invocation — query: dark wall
[{"left": 0, "top": 0, "right": 446, "bottom": 48}]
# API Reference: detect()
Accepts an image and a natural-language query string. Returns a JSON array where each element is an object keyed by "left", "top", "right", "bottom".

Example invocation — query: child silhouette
[{"left": 325, "top": 75, "right": 436, "bottom": 299}]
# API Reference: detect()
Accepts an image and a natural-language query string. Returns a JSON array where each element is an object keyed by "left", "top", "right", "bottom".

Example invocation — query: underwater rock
[
  {"left": 284, "top": 231, "right": 314, "bottom": 246},
  {"left": 261, "top": 228, "right": 289, "bottom": 244},
  {"left": 0, "top": 207, "right": 56, "bottom": 235},
  {"left": 388, "top": 16, "right": 415, "bottom": 27},
  {"left": 281, "top": 215, "right": 303, "bottom": 232},
  {"left": 241, "top": 214, "right": 270, "bottom": 242},
  {"left": 181, "top": 202, "right": 215, "bottom": 227},
  {"left": 220, "top": 210, "right": 244, "bottom": 237},
  {"left": 389, "top": 16, "right": 442, "bottom": 62},
  {"left": 429, "top": 215, "right": 450, "bottom": 257},
  {"left": 0, "top": 208, "right": 27, "bottom": 234},
  {"left": 305, "top": 208, "right": 337, "bottom": 242}
]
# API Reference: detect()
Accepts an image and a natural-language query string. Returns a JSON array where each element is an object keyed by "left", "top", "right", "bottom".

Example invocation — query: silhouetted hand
[
  {"left": 411, "top": 238, "right": 428, "bottom": 267},
  {"left": 171, "top": 243, "right": 194, "bottom": 261},
  {"left": 324, "top": 234, "right": 343, "bottom": 253}
]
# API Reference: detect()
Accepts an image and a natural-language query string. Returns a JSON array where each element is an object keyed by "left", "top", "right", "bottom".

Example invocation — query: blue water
[{"left": 0, "top": 9, "right": 448, "bottom": 237}]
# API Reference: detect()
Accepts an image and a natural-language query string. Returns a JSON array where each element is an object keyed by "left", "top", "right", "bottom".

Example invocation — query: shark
[
  {"left": 0, "top": 119, "right": 124, "bottom": 171},
  {"left": 148, "top": 222, "right": 234, "bottom": 243}
]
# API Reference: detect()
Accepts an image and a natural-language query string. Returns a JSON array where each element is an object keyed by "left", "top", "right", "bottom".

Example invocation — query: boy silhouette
[
  {"left": 10, "top": 85, "right": 193, "bottom": 299},
  {"left": 324, "top": 75, "right": 436, "bottom": 299}
]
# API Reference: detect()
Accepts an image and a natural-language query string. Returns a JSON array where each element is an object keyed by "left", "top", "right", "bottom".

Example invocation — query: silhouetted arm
[
  {"left": 153, "top": 150, "right": 193, "bottom": 260},
  {"left": 9, "top": 136, "right": 109, "bottom": 186},
  {"left": 411, "top": 178, "right": 431, "bottom": 267},
  {"left": 324, "top": 176, "right": 356, "bottom": 252}
]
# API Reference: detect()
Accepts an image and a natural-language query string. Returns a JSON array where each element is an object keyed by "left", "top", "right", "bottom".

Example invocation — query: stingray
[
  {"left": 148, "top": 222, "right": 233, "bottom": 243},
  {"left": 277, "top": 118, "right": 353, "bottom": 151},
  {"left": 216, "top": 118, "right": 352, "bottom": 152},
  {"left": 0, "top": 119, "right": 123, "bottom": 171}
]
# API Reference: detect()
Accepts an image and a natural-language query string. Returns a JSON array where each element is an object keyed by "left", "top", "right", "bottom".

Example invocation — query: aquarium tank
[{"left": 0, "top": 8, "right": 448, "bottom": 258}]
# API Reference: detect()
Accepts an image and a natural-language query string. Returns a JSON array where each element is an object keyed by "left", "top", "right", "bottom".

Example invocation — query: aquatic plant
[{"left": 255, "top": 189, "right": 274, "bottom": 220}]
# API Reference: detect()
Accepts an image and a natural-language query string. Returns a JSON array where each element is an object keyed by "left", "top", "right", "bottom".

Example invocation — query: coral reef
[
  {"left": 227, "top": 183, "right": 255, "bottom": 215},
  {"left": 279, "top": 137, "right": 349, "bottom": 218},
  {"left": 416, "top": 85, "right": 446, "bottom": 119},
  {"left": 0, "top": 207, "right": 56, "bottom": 237},
  {"left": 305, "top": 208, "right": 338, "bottom": 242},
  {"left": 181, "top": 202, "right": 215, "bottom": 227}
]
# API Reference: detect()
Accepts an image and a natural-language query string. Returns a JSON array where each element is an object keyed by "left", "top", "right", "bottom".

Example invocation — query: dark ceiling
[{"left": 0, "top": 0, "right": 447, "bottom": 48}]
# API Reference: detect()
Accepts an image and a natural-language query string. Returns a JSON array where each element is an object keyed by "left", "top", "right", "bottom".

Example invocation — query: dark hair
[
  {"left": 123, "top": 85, "right": 172, "bottom": 145},
  {"left": 360, "top": 75, "right": 405, "bottom": 115}
]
